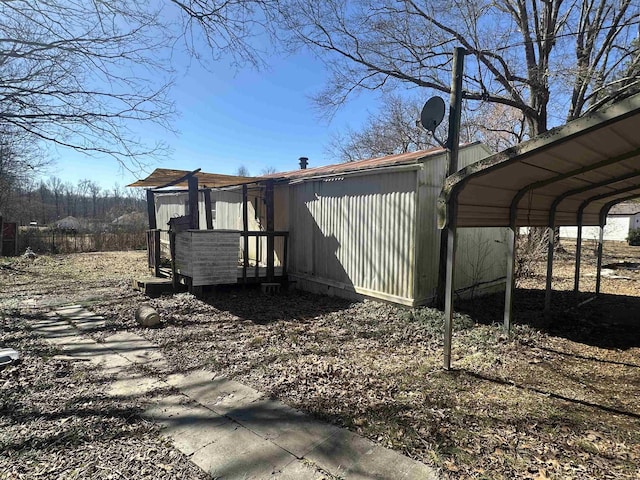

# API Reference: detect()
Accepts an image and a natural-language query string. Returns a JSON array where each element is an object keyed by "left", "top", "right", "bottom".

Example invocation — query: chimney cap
[{"left": 298, "top": 156, "right": 309, "bottom": 169}]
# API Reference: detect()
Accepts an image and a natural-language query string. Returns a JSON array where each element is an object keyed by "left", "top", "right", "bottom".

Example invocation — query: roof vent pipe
[{"left": 299, "top": 157, "right": 308, "bottom": 169}]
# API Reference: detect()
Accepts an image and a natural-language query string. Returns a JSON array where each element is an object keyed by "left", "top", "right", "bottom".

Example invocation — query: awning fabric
[
  {"left": 441, "top": 93, "right": 640, "bottom": 228},
  {"left": 127, "top": 168, "right": 258, "bottom": 189}
]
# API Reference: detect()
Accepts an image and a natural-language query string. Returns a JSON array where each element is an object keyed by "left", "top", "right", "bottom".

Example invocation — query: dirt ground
[{"left": 1, "top": 241, "right": 640, "bottom": 479}]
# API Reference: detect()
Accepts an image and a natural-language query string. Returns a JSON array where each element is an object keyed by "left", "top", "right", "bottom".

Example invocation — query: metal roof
[
  {"left": 441, "top": 93, "right": 640, "bottom": 228},
  {"left": 128, "top": 145, "right": 468, "bottom": 189},
  {"left": 261, "top": 146, "right": 450, "bottom": 181},
  {"left": 127, "top": 168, "right": 257, "bottom": 189}
]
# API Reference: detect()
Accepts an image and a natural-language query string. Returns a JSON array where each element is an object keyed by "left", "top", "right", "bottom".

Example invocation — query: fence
[{"left": 17, "top": 229, "right": 147, "bottom": 254}]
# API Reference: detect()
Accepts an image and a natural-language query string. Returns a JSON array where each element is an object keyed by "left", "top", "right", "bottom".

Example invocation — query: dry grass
[{"left": 1, "top": 242, "right": 640, "bottom": 479}]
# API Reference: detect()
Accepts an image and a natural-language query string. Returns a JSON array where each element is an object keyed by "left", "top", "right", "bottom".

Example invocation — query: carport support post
[
  {"left": 595, "top": 224, "right": 604, "bottom": 295},
  {"left": 574, "top": 218, "right": 583, "bottom": 294},
  {"left": 503, "top": 225, "right": 517, "bottom": 331},
  {"left": 544, "top": 226, "right": 555, "bottom": 315},
  {"left": 443, "top": 209, "right": 458, "bottom": 370}
]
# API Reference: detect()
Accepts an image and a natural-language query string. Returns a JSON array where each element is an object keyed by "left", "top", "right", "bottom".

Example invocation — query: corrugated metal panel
[
  {"left": 415, "top": 144, "right": 508, "bottom": 303},
  {"left": 288, "top": 169, "right": 417, "bottom": 303}
]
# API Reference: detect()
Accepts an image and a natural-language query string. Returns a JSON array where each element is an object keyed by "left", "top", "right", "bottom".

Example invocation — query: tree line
[{"left": 2, "top": 176, "right": 145, "bottom": 228}]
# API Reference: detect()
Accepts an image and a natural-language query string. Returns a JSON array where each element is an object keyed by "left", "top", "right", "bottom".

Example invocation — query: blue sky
[{"left": 50, "top": 51, "right": 376, "bottom": 191}]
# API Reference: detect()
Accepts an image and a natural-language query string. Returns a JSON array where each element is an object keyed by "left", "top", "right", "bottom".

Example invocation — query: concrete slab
[
  {"left": 107, "top": 374, "right": 165, "bottom": 398},
  {"left": 229, "top": 398, "right": 340, "bottom": 458},
  {"left": 272, "top": 460, "right": 326, "bottom": 479},
  {"left": 306, "top": 429, "right": 439, "bottom": 480},
  {"left": 190, "top": 422, "right": 296, "bottom": 480},
  {"left": 166, "top": 370, "right": 263, "bottom": 416},
  {"left": 164, "top": 405, "right": 232, "bottom": 455},
  {"left": 102, "top": 332, "right": 165, "bottom": 367}
]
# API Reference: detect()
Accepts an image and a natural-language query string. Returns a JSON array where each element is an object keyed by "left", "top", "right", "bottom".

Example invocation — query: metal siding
[
  {"left": 414, "top": 144, "right": 508, "bottom": 303},
  {"left": 288, "top": 170, "right": 417, "bottom": 302},
  {"left": 415, "top": 154, "right": 446, "bottom": 301}
]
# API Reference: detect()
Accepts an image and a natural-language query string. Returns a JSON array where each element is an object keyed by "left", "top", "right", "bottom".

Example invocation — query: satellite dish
[{"left": 420, "top": 96, "right": 446, "bottom": 133}]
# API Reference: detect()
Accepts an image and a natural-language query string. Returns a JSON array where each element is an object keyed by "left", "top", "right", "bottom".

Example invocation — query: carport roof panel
[{"left": 443, "top": 93, "right": 640, "bottom": 228}]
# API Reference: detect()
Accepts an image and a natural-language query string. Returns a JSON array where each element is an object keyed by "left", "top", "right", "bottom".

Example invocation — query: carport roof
[{"left": 441, "top": 93, "right": 640, "bottom": 228}]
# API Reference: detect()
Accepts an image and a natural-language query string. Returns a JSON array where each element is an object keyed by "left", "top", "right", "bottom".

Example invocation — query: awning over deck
[{"left": 127, "top": 168, "right": 258, "bottom": 189}]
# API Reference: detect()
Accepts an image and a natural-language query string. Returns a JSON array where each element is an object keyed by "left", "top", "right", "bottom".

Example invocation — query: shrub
[{"left": 628, "top": 228, "right": 640, "bottom": 245}]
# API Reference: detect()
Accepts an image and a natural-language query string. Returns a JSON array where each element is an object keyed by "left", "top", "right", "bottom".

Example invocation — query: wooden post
[
  {"left": 154, "top": 229, "right": 161, "bottom": 277},
  {"left": 170, "top": 231, "right": 178, "bottom": 290},
  {"left": 146, "top": 189, "right": 157, "bottom": 230},
  {"left": 204, "top": 189, "right": 213, "bottom": 230},
  {"left": 265, "top": 180, "right": 275, "bottom": 282},
  {"left": 188, "top": 175, "right": 199, "bottom": 230},
  {"left": 242, "top": 185, "right": 249, "bottom": 283}
]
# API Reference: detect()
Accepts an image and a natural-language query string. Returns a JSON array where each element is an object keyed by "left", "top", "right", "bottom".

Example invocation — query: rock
[
  {"left": 135, "top": 305, "right": 161, "bottom": 327},
  {"left": 22, "top": 247, "right": 37, "bottom": 259}
]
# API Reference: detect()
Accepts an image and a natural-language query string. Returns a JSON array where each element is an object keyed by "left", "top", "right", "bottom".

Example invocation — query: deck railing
[{"left": 146, "top": 229, "right": 288, "bottom": 283}]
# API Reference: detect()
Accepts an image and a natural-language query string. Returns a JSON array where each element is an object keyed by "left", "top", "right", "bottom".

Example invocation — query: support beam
[
  {"left": 242, "top": 185, "right": 249, "bottom": 284},
  {"left": 574, "top": 215, "right": 583, "bottom": 294},
  {"left": 188, "top": 176, "right": 199, "bottom": 230},
  {"left": 595, "top": 224, "right": 604, "bottom": 295},
  {"left": 146, "top": 189, "right": 157, "bottom": 230},
  {"left": 443, "top": 210, "right": 457, "bottom": 370},
  {"left": 204, "top": 189, "right": 213, "bottom": 230},
  {"left": 503, "top": 225, "right": 517, "bottom": 331},
  {"left": 265, "top": 180, "right": 275, "bottom": 282},
  {"left": 544, "top": 226, "right": 555, "bottom": 315}
]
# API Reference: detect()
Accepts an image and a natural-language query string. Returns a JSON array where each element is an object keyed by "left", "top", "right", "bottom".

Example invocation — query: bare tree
[
  {"left": 236, "top": 165, "right": 251, "bottom": 176},
  {"left": 326, "top": 94, "right": 440, "bottom": 162},
  {"left": 47, "top": 177, "right": 64, "bottom": 219},
  {"left": 280, "top": 0, "right": 639, "bottom": 137},
  {"left": 0, "top": 0, "right": 280, "bottom": 173}
]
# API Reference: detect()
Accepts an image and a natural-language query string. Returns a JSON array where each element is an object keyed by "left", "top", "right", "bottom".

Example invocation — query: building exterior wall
[
  {"left": 414, "top": 143, "right": 508, "bottom": 304},
  {"left": 287, "top": 168, "right": 418, "bottom": 305},
  {"left": 560, "top": 216, "right": 631, "bottom": 242}
]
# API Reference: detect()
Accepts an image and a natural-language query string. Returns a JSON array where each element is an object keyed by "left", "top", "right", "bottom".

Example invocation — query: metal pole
[
  {"left": 503, "top": 225, "right": 517, "bottom": 331},
  {"left": 442, "top": 46, "right": 465, "bottom": 370},
  {"left": 443, "top": 205, "right": 457, "bottom": 370},
  {"left": 437, "top": 46, "right": 466, "bottom": 308},
  {"left": 595, "top": 224, "right": 604, "bottom": 295},
  {"left": 544, "top": 226, "right": 555, "bottom": 315},
  {"left": 574, "top": 217, "right": 583, "bottom": 294}
]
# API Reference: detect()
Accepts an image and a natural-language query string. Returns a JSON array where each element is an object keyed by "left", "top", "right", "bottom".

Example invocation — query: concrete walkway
[{"left": 29, "top": 305, "right": 440, "bottom": 480}]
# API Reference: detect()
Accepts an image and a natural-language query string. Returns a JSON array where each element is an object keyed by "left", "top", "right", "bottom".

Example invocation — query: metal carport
[{"left": 439, "top": 92, "right": 640, "bottom": 369}]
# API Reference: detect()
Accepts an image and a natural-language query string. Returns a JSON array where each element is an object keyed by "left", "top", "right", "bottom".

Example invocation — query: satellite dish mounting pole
[{"left": 441, "top": 46, "right": 466, "bottom": 370}]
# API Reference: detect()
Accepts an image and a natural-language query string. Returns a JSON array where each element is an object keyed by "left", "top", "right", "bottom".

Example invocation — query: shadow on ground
[{"left": 457, "top": 288, "right": 640, "bottom": 350}]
